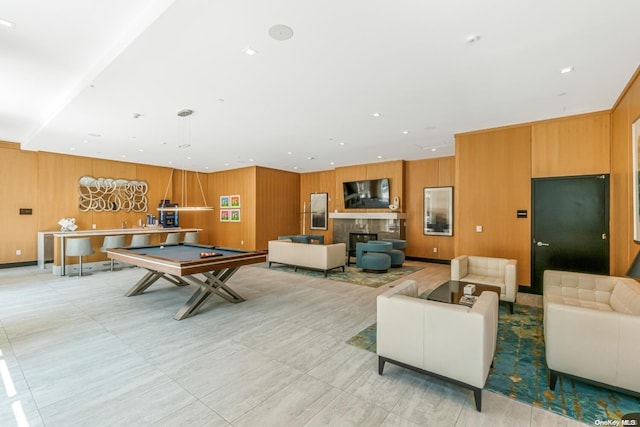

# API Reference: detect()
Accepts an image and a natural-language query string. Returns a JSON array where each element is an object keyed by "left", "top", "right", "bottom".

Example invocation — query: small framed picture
[
  {"left": 220, "top": 209, "right": 230, "bottom": 222},
  {"left": 220, "top": 196, "right": 230, "bottom": 208},
  {"left": 230, "top": 209, "right": 240, "bottom": 222},
  {"left": 230, "top": 195, "right": 241, "bottom": 208}
]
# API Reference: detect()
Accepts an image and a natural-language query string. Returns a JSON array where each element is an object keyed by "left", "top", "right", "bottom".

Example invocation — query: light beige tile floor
[{"left": 0, "top": 261, "right": 586, "bottom": 426}]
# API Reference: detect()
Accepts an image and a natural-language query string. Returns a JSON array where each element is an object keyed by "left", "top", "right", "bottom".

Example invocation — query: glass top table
[{"left": 426, "top": 280, "right": 500, "bottom": 305}]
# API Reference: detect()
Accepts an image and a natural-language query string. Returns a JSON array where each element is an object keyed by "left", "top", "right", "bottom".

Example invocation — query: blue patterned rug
[
  {"left": 346, "top": 302, "right": 640, "bottom": 424},
  {"left": 258, "top": 263, "right": 423, "bottom": 288}
]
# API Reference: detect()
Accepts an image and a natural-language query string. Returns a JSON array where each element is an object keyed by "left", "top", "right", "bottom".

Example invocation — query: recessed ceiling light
[
  {"left": 0, "top": 18, "right": 16, "bottom": 29},
  {"left": 307, "top": 156, "right": 315, "bottom": 160},
  {"left": 121, "top": 154, "right": 126, "bottom": 158},
  {"left": 287, "top": 151, "right": 292, "bottom": 155},
  {"left": 466, "top": 34, "right": 481, "bottom": 44},
  {"left": 330, "top": 162, "right": 335, "bottom": 166},
  {"left": 431, "top": 148, "right": 437, "bottom": 152},
  {"left": 70, "top": 147, "right": 76, "bottom": 151},
  {"left": 377, "top": 155, "right": 383, "bottom": 159},
  {"left": 243, "top": 47, "right": 258, "bottom": 56},
  {"left": 138, "top": 148, "right": 144, "bottom": 152},
  {"left": 372, "top": 112, "right": 381, "bottom": 118},
  {"left": 168, "top": 161, "right": 173, "bottom": 165},
  {"left": 248, "top": 158, "right": 254, "bottom": 162},
  {"left": 268, "top": 24, "right": 294, "bottom": 41},
  {"left": 402, "top": 130, "right": 409, "bottom": 134},
  {"left": 339, "top": 142, "right": 345, "bottom": 146},
  {"left": 293, "top": 166, "right": 299, "bottom": 170},
  {"left": 560, "top": 66, "right": 574, "bottom": 74}
]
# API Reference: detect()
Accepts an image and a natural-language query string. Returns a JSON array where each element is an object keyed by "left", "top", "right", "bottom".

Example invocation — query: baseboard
[
  {"left": 405, "top": 256, "right": 450, "bottom": 265},
  {"left": 0, "top": 261, "right": 38, "bottom": 269}
]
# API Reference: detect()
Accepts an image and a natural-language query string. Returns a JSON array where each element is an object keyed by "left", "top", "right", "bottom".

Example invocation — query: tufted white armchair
[{"left": 451, "top": 255, "right": 517, "bottom": 313}]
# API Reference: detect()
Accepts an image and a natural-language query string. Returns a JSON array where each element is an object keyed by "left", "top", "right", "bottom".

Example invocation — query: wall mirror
[
  {"left": 633, "top": 117, "right": 640, "bottom": 242},
  {"left": 310, "top": 192, "right": 328, "bottom": 230},
  {"left": 424, "top": 186, "right": 453, "bottom": 236}
]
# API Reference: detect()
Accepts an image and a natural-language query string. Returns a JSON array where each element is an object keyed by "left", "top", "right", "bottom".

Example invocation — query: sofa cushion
[
  {"left": 468, "top": 256, "right": 508, "bottom": 278},
  {"left": 290, "top": 235, "right": 311, "bottom": 244},
  {"left": 609, "top": 279, "right": 640, "bottom": 315},
  {"left": 543, "top": 270, "right": 616, "bottom": 311}
]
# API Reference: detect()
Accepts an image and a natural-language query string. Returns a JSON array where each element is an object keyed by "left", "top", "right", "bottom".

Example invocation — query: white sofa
[
  {"left": 451, "top": 255, "right": 517, "bottom": 313},
  {"left": 543, "top": 270, "right": 640, "bottom": 396},
  {"left": 377, "top": 279, "right": 499, "bottom": 411},
  {"left": 267, "top": 240, "right": 346, "bottom": 276}
]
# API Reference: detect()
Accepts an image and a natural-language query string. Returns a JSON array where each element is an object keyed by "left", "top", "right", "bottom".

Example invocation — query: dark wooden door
[{"left": 531, "top": 175, "right": 609, "bottom": 294}]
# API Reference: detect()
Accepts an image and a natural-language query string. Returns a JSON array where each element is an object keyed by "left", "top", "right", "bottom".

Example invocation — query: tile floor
[{"left": 0, "top": 261, "right": 586, "bottom": 426}]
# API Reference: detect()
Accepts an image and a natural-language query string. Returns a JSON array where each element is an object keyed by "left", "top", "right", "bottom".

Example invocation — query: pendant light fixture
[{"left": 157, "top": 109, "right": 213, "bottom": 213}]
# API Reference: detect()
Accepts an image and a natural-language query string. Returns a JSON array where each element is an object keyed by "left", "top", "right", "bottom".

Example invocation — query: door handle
[{"left": 536, "top": 241, "right": 550, "bottom": 247}]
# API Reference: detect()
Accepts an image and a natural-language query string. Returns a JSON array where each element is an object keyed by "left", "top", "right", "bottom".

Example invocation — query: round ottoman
[
  {"left": 382, "top": 239, "right": 406, "bottom": 267},
  {"left": 356, "top": 241, "right": 393, "bottom": 273},
  {"left": 360, "top": 252, "right": 392, "bottom": 273}
]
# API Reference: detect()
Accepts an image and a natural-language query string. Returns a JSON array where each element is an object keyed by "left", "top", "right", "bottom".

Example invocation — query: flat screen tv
[{"left": 343, "top": 178, "right": 390, "bottom": 209}]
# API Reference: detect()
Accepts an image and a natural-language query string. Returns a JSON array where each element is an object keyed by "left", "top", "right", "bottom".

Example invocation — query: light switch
[{"left": 476, "top": 225, "right": 483, "bottom": 232}]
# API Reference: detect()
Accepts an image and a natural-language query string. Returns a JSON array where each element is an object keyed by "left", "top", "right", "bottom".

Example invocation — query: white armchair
[
  {"left": 377, "top": 280, "right": 499, "bottom": 411},
  {"left": 451, "top": 255, "right": 517, "bottom": 313}
]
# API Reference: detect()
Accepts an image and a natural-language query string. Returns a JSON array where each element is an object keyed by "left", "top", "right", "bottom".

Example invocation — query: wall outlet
[
  {"left": 16, "top": 249, "right": 21, "bottom": 256},
  {"left": 92, "top": 224, "right": 97, "bottom": 229},
  {"left": 432, "top": 247, "right": 438, "bottom": 253},
  {"left": 476, "top": 225, "right": 483, "bottom": 232},
  {"left": 240, "top": 240, "right": 244, "bottom": 245}
]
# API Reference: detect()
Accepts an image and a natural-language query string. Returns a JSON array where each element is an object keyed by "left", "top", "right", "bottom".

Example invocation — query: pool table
[{"left": 107, "top": 243, "right": 267, "bottom": 320}]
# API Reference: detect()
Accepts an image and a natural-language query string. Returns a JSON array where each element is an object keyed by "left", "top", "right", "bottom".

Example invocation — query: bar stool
[
  {"left": 66, "top": 237, "right": 94, "bottom": 277},
  {"left": 183, "top": 231, "right": 199, "bottom": 244},
  {"left": 100, "top": 235, "right": 126, "bottom": 271},
  {"left": 130, "top": 234, "right": 151, "bottom": 247},
  {"left": 164, "top": 232, "right": 180, "bottom": 244}
]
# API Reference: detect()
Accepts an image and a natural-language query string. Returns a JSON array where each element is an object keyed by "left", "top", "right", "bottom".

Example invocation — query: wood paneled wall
[
  {"left": 404, "top": 157, "right": 455, "bottom": 259},
  {"left": 255, "top": 167, "right": 300, "bottom": 250},
  {"left": 611, "top": 67, "right": 640, "bottom": 275},
  {"left": 207, "top": 167, "right": 257, "bottom": 250},
  {"left": 300, "top": 170, "right": 336, "bottom": 243},
  {"left": 531, "top": 112, "right": 610, "bottom": 178},
  {"left": 333, "top": 161, "right": 404, "bottom": 212},
  {"left": 0, "top": 144, "right": 38, "bottom": 263},
  {"left": 455, "top": 127, "right": 532, "bottom": 285}
]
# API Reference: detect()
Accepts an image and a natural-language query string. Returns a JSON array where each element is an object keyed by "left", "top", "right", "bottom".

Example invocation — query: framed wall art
[
  {"left": 424, "top": 186, "right": 453, "bottom": 236},
  {"left": 310, "top": 192, "right": 328, "bottom": 230}
]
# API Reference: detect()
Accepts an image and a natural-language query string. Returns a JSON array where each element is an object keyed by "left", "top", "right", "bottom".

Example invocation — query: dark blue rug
[{"left": 346, "top": 303, "right": 640, "bottom": 424}]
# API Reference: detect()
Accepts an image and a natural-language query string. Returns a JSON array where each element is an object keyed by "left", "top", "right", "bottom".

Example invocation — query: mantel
[{"left": 329, "top": 212, "right": 406, "bottom": 220}]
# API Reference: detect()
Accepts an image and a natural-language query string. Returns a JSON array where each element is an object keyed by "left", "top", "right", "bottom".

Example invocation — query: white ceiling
[{"left": 2, "top": 0, "right": 639, "bottom": 173}]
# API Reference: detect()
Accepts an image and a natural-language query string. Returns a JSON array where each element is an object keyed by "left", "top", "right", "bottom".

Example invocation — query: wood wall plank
[
  {"left": 256, "top": 167, "right": 300, "bottom": 249},
  {"left": 456, "top": 127, "right": 532, "bottom": 285},
  {"left": 300, "top": 170, "right": 335, "bottom": 243},
  {"left": 611, "top": 66, "right": 640, "bottom": 275},
  {"left": 531, "top": 112, "right": 610, "bottom": 177},
  {"left": 0, "top": 148, "right": 38, "bottom": 263}
]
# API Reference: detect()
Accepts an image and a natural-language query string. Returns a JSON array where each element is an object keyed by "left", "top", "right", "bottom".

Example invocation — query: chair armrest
[
  {"left": 544, "top": 301, "right": 618, "bottom": 384},
  {"left": 423, "top": 291, "right": 498, "bottom": 388},
  {"left": 451, "top": 255, "right": 468, "bottom": 280},
  {"left": 377, "top": 280, "right": 423, "bottom": 366},
  {"left": 504, "top": 259, "right": 517, "bottom": 302}
]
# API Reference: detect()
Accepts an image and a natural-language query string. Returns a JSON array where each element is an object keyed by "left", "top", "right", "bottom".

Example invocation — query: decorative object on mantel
[
  {"left": 157, "top": 109, "right": 213, "bottom": 213},
  {"left": 78, "top": 176, "right": 148, "bottom": 212},
  {"left": 57, "top": 217, "right": 78, "bottom": 232}
]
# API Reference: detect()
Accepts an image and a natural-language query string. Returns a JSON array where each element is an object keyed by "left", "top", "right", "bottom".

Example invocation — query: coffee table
[{"left": 427, "top": 280, "right": 500, "bottom": 305}]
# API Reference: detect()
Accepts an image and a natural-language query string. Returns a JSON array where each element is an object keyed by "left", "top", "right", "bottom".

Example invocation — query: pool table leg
[
  {"left": 125, "top": 270, "right": 165, "bottom": 296},
  {"left": 173, "top": 268, "right": 245, "bottom": 320}
]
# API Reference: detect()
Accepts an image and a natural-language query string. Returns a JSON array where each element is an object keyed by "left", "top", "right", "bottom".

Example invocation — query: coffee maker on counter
[{"left": 158, "top": 200, "right": 179, "bottom": 227}]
